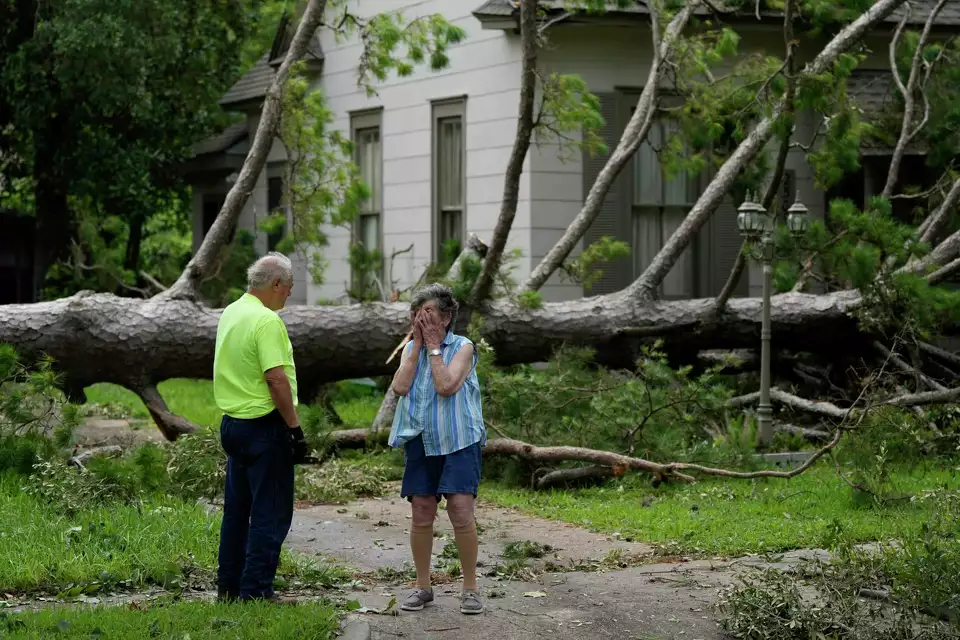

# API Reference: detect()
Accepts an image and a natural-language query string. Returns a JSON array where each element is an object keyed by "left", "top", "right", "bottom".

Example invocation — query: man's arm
[
  {"left": 265, "top": 366, "right": 299, "bottom": 428},
  {"left": 392, "top": 339, "right": 421, "bottom": 396},
  {"left": 256, "top": 317, "right": 299, "bottom": 429},
  {"left": 428, "top": 343, "right": 475, "bottom": 397}
]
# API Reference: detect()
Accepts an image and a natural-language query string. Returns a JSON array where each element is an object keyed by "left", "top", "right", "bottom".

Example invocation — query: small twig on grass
[{"left": 67, "top": 445, "right": 124, "bottom": 471}]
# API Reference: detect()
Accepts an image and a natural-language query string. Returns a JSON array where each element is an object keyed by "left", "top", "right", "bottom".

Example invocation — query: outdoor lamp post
[{"left": 737, "top": 190, "right": 808, "bottom": 448}]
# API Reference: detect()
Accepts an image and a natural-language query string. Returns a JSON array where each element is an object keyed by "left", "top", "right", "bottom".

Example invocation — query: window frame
[
  {"left": 626, "top": 97, "right": 704, "bottom": 300},
  {"left": 431, "top": 97, "right": 467, "bottom": 262},
  {"left": 350, "top": 109, "right": 384, "bottom": 294}
]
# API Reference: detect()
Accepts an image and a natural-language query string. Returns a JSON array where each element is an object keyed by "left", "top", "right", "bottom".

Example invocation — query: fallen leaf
[{"left": 522, "top": 591, "right": 547, "bottom": 598}]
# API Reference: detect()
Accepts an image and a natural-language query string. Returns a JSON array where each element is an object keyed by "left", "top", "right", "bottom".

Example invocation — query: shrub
[
  {"left": 165, "top": 428, "right": 226, "bottom": 500},
  {"left": 0, "top": 345, "right": 77, "bottom": 474},
  {"left": 23, "top": 459, "right": 134, "bottom": 514},
  {"left": 482, "top": 342, "right": 734, "bottom": 461},
  {"left": 296, "top": 458, "right": 387, "bottom": 504},
  {"left": 715, "top": 491, "right": 960, "bottom": 639}
]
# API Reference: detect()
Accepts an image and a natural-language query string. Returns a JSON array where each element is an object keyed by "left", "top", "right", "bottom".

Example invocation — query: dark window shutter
[{"left": 581, "top": 92, "right": 631, "bottom": 297}]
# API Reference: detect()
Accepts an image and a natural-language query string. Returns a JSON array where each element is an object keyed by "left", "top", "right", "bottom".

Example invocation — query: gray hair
[
  {"left": 411, "top": 283, "right": 458, "bottom": 331},
  {"left": 247, "top": 252, "right": 294, "bottom": 290}
]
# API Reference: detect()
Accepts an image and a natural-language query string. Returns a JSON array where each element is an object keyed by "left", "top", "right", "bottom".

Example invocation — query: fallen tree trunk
[{"left": 0, "top": 288, "right": 865, "bottom": 408}]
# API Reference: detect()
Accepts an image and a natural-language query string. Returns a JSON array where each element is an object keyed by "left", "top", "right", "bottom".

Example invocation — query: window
[
  {"left": 433, "top": 99, "right": 465, "bottom": 259},
  {"left": 267, "top": 174, "right": 286, "bottom": 252},
  {"left": 202, "top": 193, "right": 225, "bottom": 238},
  {"left": 351, "top": 110, "right": 383, "bottom": 294},
  {"left": 201, "top": 192, "right": 234, "bottom": 245},
  {"left": 631, "top": 114, "right": 698, "bottom": 299}
]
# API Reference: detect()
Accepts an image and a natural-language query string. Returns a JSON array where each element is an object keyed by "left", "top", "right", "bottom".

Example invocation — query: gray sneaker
[
  {"left": 460, "top": 589, "right": 484, "bottom": 614},
  {"left": 400, "top": 588, "right": 434, "bottom": 611}
]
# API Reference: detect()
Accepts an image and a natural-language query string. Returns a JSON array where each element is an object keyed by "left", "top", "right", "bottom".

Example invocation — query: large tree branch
[
  {"left": 728, "top": 383, "right": 960, "bottom": 422},
  {"left": 881, "top": 0, "right": 947, "bottom": 199},
  {"left": 521, "top": 1, "right": 700, "bottom": 293},
  {"left": 631, "top": 0, "right": 910, "bottom": 300},
  {"left": 901, "top": 223, "right": 960, "bottom": 278},
  {"left": 925, "top": 256, "right": 960, "bottom": 285},
  {"left": 918, "top": 175, "right": 960, "bottom": 246},
  {"left": 470, "top": 0, "right": 538, "bottom": 304},
  {"left": 137, "top": 383, "right": 201, "bottom": 440},
  {"left": 873, "top": 340, "right": 946, "bottom": 392},
  {"left": 160, "top": 0, "right": 328, "bottom": 301}
]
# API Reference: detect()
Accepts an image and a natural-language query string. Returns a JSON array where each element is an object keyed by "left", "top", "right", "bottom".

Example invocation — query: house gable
[{"left": 220, "top": 8, "right": 325, "bottom": 112}]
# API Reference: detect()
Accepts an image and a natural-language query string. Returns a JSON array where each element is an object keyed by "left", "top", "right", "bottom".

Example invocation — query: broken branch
[{"left": 137, "top": 384, "right": 200, "bottom": 441}]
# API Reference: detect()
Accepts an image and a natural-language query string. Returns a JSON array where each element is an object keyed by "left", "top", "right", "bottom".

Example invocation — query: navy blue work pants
[{"left": 216, "top": 411, "right": 294, "bottom": 600}]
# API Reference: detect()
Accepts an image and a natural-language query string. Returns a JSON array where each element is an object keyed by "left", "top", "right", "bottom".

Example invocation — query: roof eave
[
  {"left": 474, "top": 15, "right": 517, "bottom": 29},
  {"left": 218, "top": 96, "right": 268, "bottom": 112}
]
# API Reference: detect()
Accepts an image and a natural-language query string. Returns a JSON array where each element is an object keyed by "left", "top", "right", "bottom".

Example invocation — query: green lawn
[
  {"left": 83, "top": 380, "right": 382, "bottom": 429},
  {"left": 482, "top": 463, "right": 960, "bottom": 557},
  {"left": 0, "top": 473, "right": 347, "bottom": 595},
  {"left": 0, "top": 599, "right": 338, "bottom": 639}
]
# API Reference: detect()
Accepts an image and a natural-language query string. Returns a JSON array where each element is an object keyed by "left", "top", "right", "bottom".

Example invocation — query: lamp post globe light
[{"left": 736, "top": 188, "right": 808, "bottom": 448}]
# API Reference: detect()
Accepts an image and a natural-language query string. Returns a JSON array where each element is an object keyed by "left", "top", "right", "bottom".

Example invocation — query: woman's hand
[
  {"left": 417, "top": 312, "right": 446, "bottom": 351},
  {"left": 410, "top": 310, "right": 424, "bottom": 350}
]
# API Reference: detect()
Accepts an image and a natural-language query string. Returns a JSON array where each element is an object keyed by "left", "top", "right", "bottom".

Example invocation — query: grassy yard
[
  {"left": 482, "top": 463, "right": 960, "bottom": 557},
  {"left": 83, "top": 380, "right": 382, "bottom": 429},
  {"left": 0, "top": 473, "right": 347, "bottom": 595},
  {"left": 0, "top": 598, "right": 338, "bottom": 639}
]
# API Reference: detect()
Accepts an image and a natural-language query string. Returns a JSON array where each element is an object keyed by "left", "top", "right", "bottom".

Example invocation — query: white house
[{"left": 185, "top": 0, "right": 958, "bottom": 306}]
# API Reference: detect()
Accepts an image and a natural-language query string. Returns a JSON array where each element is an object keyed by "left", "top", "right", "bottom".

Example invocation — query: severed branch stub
[{"left": 137, "top": 384, "right": 201, "bottom": 441}]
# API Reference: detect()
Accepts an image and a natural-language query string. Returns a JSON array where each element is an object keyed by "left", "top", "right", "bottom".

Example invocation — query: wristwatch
[{"left": 428, "top": 348, "right": 442, "bottom": 357}]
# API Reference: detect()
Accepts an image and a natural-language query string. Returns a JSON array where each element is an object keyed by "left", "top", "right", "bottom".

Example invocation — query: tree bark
[
  {"left": 521, "top": 1, "right": 700, "bottom": 293},
  {"left": 918, "top": 176, "right": 960, "bottom": 247},
  {"left": 469, "top": 0, "right": 537, "bottom": 304},
  {"left": 0, "top": 288, "right": 866, "bottom": 407},
  {"left": 881, "top": 0, "right": 946, "bottom": 199},
  {"left": 631, "top": 0, "right": 909, "bottom": 299},
  {"left": 160, "top": 0, "right": 328, "bottom": 300}
]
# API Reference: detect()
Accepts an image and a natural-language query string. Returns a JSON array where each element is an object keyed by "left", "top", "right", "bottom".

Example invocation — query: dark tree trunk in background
[
  {"left": 124, "top": 213, "right": 145, "bottom": 274},
  {"left": 31, "top": 120, "right": 72, "bottom": 300}
]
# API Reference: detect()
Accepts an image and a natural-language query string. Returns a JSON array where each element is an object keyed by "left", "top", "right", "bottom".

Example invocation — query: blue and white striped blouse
[{"left": 388, "top": 331, "right": 486, "bottom": 456}]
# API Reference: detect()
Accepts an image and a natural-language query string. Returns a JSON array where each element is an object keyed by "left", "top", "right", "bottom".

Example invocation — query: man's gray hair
[
  {"left": 411, "top": 283, "right": 458, "bottom": 331},
  {"left": 247, "top": 252, "right": 294, "bottom": 290}
]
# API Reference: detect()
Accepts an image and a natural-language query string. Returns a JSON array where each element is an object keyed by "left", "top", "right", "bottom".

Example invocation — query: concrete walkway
[{"left": 288, "top": 492, "right": 828, "bottom": 640}]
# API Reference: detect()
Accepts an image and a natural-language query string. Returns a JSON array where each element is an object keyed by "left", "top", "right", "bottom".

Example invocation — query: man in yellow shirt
[{"left": 213, "top": 252, "right": 308, "bottom": 604}]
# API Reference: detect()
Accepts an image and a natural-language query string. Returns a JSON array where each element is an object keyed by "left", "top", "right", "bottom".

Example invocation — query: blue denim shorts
[{"left": 400, "top": 434, "right": 483, "bottom": 502}]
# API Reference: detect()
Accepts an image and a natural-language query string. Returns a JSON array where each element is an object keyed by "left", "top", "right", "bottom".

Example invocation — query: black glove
[{"left": 287, "top": 426, "right": 310, "bottom": 464}]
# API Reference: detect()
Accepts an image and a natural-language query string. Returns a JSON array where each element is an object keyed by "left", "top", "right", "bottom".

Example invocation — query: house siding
[{"left": 308, "top": 0, "right": 526, "bottom": 304}]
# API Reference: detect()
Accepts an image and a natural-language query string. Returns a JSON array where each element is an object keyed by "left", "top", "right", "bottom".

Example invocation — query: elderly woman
[{"left": 388, "top": 283, "right": 486, "bottom": 615}]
